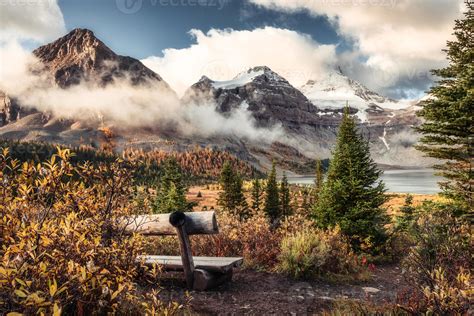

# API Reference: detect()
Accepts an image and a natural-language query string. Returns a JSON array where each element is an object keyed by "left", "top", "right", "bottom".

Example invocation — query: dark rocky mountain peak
[
  {"left": 33, "top": 28, "right": 114, "bottom": 65},
  {"left": 183, "top": 66, "right": 322, "bottom": 128},
  {"left": 1, "top": 28, "right": 177, "bottom": 127},
  {"left": 33, "top": 28, "right": 172, "bottom": 89}
]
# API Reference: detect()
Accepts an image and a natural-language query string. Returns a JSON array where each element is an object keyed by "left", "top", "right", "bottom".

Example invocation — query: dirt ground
[{"left": 158, "top": 265, "right": 406, "bottom": 315}]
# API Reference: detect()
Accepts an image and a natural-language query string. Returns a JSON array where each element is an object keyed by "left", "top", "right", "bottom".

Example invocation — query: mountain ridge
[
  {"left": 183, "top": 65, "right": 324, "bottom": 129},
  {"left": 0, "top": 29, "right": 432, "bottom": 170},
  {"left": 33, "top": 28, "right": 174, "bottom": 91},
  {"left": 182, "top": 64, "right": 427, "bottom": 166}
]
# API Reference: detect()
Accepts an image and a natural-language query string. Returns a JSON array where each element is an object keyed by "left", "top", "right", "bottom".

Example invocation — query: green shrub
[
  {"left": 277, "top": 227, "right": 367, "bottom": 280},
  {"left": 278, "top": 229, "right": 327, "bottom": 279}
]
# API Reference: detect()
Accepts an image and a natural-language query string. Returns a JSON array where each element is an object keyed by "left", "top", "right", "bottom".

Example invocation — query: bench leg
[{"left": 193, "top": 269, "right": 233, "bottom": 291}]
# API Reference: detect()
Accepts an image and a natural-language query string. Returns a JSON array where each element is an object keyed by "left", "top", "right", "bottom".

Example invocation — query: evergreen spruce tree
[
  {"left": 153, "top": 158, "right": 188, "bottom": 214},
  {"left": 264, "top": 161, "right": 280, "bottom": 222},
  {"left": 313, "top": 109, "right": 389, "bottom": 253},
  {"left": 395, "top": 195, "right": 416, "bottom": 232},
  {"left": 280, "top": 172, "right": 292, "bottom": 217},
  {"left": 218, "top": 161, "right": 249, "bottom": 220},
  {"left": 158, "top": 182, "right": 180, "bottom": 214},
  {"left": 416, "top": 3, "right": 473, "bottom": 209},
  {"left": 233, "top": 173, "right": 250, "bottom": 220},
  {"left": 251, "top": 177, "right": 264, "bottom": 213},
  {"left": 218, "top": 161, "right": 235, "bottom": 213}
]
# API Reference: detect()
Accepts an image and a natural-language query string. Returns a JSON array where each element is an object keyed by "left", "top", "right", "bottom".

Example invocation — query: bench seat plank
[{"left": 139, "top": 255, "right": 243, "bottom": 273}]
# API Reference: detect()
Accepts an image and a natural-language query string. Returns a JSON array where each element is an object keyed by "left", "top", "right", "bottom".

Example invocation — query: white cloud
[
  {"left": 0, "top": 7, "right": 286, "bottom": 143},
  {"left": 142, "top": 27, "right": 337, "bottom": 96},
  {"left": 247, "top": 0, "right": 465, "bottom": 98},
  {"left": 0, "top": 0, "right": 66, "bottom": 43},
  {"left": 248, "top": 0, "right": 462, "bottom": 61},
  {"left": 1, "top": 0, "right": 461, "bottom": 100},
  {"left": 0, "top": 41, "right": 283, "bottom": 143}
]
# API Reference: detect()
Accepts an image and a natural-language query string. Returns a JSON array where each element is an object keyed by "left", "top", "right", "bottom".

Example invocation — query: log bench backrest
[{"left": 122, "top": 211, "right": 218, "bottom": 236}]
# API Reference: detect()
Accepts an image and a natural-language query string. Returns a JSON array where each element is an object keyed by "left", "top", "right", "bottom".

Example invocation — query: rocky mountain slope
[
  {"left": 1, "top": 28, "right": 176, "bottom": 127},
  {"left": 299, "top": 68, "right": 410, "bottom": 122},
  {"left": 32, "top": 28, "right": 172, "bottom": 89},
  {"left": 183, "top": 65, "right": 426, "bottom": 167},
  {"left": 183, "top": 66, "right": 330, "bottom": 130},
  {"left": 1, "top": 92, "right": 20, "bottom": 125},
  {"left": 0, "top": 29, "right": 431, "bottom": 170}
]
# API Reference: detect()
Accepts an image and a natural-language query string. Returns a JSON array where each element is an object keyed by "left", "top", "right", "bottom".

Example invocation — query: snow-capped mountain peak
[
  {"left": 211, "top": 68, "right": 265, "bottom": 89},
  {"left": 300, "top": 68, "right": 408, "bottom": 117},
  {"left": 182, "top": 65, "right": 319, "bottom": 128},
  {"left": 209, "top": 66, "right": 288, "bottom": 90}
]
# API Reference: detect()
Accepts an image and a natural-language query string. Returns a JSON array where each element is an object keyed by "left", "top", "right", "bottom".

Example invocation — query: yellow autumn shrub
[
  {"left": 0, "top": 148, "right": 183, "bottom": 315},
  {"left": 277, "top": 226, "right": 368, "bottom": 280},
  {"left": 401, "top": 207, "right": 472, "bottom": 314}
]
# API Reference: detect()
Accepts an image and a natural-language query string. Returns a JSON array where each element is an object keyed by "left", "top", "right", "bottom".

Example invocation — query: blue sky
[{"left": 58, "top": 0, "right": 342, "bottom": 59}]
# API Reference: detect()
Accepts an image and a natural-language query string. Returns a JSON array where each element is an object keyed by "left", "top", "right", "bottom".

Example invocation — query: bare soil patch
[{"left": 158, "top": 264, "right": 406, "bottom": 315}]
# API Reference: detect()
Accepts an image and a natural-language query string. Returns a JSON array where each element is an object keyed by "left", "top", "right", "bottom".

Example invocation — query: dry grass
[
  {"left": 187, "top": 185, "right": 442, "bottom": 217},
  {"left": 186, "top": 184, "right": 220, "bottom": 209},
  {"left": 383, "top": 193, "right": 445, "bottom": 216}
]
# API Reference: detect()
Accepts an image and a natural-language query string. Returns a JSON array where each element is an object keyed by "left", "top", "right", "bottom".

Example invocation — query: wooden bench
[{"left": 122, "top": 211, "right": 243, "bottom": 290}]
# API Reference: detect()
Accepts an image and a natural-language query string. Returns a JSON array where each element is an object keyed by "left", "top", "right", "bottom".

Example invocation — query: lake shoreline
[
  {"left": 287, "top": 169, "right": 442, "bottom": 194},
  {"left": 289, "top": 167, "right": 436, "bottom": 178}
]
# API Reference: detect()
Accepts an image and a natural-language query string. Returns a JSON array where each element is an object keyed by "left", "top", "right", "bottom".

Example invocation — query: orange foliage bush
[
  {"left": 0, "top": 148, "right": 183, "bottom": 315},
  {"left": 192, "top": 211, "right": 282, "bottom": 270},
  {"left": 400, "top": 207, "right": 472, "bottom": 314}
]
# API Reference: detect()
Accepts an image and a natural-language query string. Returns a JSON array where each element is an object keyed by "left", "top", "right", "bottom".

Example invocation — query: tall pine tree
[
  {"left": 233, "top": 173, "right": 250, "bottom": 220},
  {"left": 264, "top": 161, "right": 280, "bottom": 222},
  {"left": 218, "top": 161, "right": 249, "bottom": 220},
  {"left": 416, "top": 2, "right": 473, "bottom": 209},
  {"left": 395, "top": 195, "right": 416, "bottom": 232},
  {"left": 218, "top": 161, "right": 235, "bottom": 213},
  {"left": 251, "top": 177, "right": 264, "bottom": 213},
  {"left": 313, "top": 109, "right": 389, "bottom": 253},
  {"left": 280, "top": 172, "right": 292, "bottom": 217},
  {"left": 153, "top": 158, "right": 188, "bottom": 214}
]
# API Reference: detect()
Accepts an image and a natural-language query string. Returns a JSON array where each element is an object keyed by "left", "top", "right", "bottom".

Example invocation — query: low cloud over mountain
[{"left": 0, "top": 29, "right": 284, "bottom": 144}]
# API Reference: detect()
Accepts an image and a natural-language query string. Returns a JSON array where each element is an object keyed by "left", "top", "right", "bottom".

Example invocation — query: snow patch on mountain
[
  {"left": 300, "top": 69, "right": 411, "bottom": 121},
  {"left": 209, "top": 66, "right": 291, "bottom": 90},
  {"left": 379, "top": 128, "right": 391, "bottom": 150},
  {"left": 211, "top": 69, "right": 265, "bottom": 89}
]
